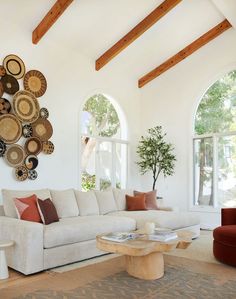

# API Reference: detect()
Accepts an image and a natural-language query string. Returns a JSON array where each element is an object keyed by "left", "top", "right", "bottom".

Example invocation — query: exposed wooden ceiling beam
[
  {"left": 138, "top": 19, "right": 232, "bottom": 88},
  {"left": 95, "top": 0, "right": 182, "bottom": 71},
  {"left": 32, "top": 0, "right": 74, "bottom": 44}
]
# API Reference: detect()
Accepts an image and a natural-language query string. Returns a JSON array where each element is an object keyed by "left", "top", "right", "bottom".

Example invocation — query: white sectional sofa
[{"left": 0, "top": 188, "right": 200, "bottom": 275}]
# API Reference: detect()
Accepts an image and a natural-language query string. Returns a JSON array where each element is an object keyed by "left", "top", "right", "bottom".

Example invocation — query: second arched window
[
  {"left": 193, "top": 70, "right": 236, "bottom": 209},
  {"left": 81, "top": 94, "right": 128, "bottom": 191}
]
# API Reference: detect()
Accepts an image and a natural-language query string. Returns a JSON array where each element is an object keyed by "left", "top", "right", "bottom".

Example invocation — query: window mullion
[
  {"left": 111, "top": 142, "right": 116, "bottom": 188},
  {"left": 213, "top": 135, "right": 218, "bottom": 208},
  {"left": 95, "top": 140, "right": 100, "bottom": 190},
  {"left": 125, "top": 144, "right": 128, "bottom": 188}
]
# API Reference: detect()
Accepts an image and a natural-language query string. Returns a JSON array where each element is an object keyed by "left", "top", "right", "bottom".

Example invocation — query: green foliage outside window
[
  {"left": 81, "top": 173, "right": 96, "bottom": 191},
  {"left": 81, "top": 173, "right": 120, "bottom": 191},
  {"left": 195, "top": 70, "right": 236, "bottom": 135},
  {"left": 83, "top": 94, "right": 120, "bottom": 137}
]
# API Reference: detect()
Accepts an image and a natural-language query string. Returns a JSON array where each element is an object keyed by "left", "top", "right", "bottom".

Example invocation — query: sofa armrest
[
  {"left": 221, "top": 208, "right": 236, "bottom": 226},
  {"left": 0, "top": 216, "right": 44, "bottom": 274}
]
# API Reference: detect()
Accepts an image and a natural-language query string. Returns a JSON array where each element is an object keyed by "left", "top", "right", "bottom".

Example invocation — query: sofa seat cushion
[
  {"left": 43, "top": 215, "right": 136, "bottom": 249},
  {"left": 107, "top": 210, "right": 200, "bottom": 230}
]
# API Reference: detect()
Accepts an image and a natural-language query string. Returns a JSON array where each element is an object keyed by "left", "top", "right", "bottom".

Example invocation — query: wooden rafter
[
  {"left": 138, "top": 19, "right": 232, "bottom": 88},
  {"left": 95, "top": 0, "right": 182, "bottom": 71},
  {"left": 32, "top": 0, "right": 74, "bottom": 44}
]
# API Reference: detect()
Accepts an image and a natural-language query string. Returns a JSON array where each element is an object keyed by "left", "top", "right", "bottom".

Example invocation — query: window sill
[{"left": 189, "top": 205, "right": 221, "bottom": 213}]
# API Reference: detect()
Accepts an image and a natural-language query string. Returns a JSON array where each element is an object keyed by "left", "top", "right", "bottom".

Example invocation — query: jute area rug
[
  {"left": 1, "top": 231, "right": 236, "bottom": 299},
  {"left": 165, "top": 229, "right": 219, "bottom": 264}
]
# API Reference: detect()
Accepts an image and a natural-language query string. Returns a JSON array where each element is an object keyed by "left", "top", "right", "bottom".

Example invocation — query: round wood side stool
[{"left": 0, "top": 240, "right": 14, "bottom": 279}]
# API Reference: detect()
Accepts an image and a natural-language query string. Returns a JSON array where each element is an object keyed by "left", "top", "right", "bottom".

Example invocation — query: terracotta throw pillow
[
  {"left": 134, "top": 190, "right": 158, "bottom": 210},
  {"left": 126, "top": 194, "right": 147, "bottom": 211},
  {"left": 37, "top": 198, "right": 59, "bottom": 225},
  {"left": 14, "top": 194, "right": 42, "bottom": 223}
]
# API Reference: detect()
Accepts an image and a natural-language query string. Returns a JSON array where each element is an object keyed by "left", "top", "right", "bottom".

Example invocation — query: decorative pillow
[
  {"left": 112, "top": 188, "right": 133, "bottom": 211},
  {"left": 126, "top": 194, "right": 147, "bottom": 211},
  {"left": 2, "top": 189, "right": 51, "bottom": 218},
  {"left": 74, "top": 190, "right": 99, "bottom": 216},
  {"left": 134, "top": 190, "right": 158, "bottom": 210},
  {"left": 95, "top": 190, "right": 118, "bottom": 215},
  {"left": 14, "top": 194, "right": 42, "bottom": 223},
  {"left": 37, "top": 198, "right": 59, "bottom": 225},
  {"left": 50, "top": 189, "right": 79, "bottom": 218}
]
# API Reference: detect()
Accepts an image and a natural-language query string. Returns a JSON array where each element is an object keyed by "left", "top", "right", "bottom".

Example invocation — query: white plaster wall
[
  {"left": 0, "top": 22, "right": 142, "bottom": 203},
  {"left": 139, "top": 28, "right": 236, "bottom": 228},
  {"left": 211, "top": 0, "right": 236, "bottom": 29}
]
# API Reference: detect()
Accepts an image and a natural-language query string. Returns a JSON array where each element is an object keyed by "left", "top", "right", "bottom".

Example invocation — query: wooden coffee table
[{"left": 96, "top": 231, "right": 192, "bottom": 280}]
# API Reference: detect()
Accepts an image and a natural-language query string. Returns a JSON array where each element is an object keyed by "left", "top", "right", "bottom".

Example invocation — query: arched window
[
  {"left": 193, "top": 70, "right": 236, "bottom": 209},
  {"left": 80, "top": 94, "right": 128, "bottom": 191}
]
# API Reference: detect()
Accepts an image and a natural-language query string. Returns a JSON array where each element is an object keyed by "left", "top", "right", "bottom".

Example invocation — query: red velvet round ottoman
[{"left": 213, "top": 225, "right": 236, "bottom": 266}]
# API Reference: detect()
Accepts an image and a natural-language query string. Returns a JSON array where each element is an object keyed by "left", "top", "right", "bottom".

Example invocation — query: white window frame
[
  {"left": 80, "top": 134, "right": 129, "bottom": 191},
  {"left": 191, "top": 130, "right": 236, "bottom": 213}
]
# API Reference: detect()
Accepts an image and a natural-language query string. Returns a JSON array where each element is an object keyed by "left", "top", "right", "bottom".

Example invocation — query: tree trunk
[
  {"left": 152, "top": 178, "right": 157, "bottom": 191},
  {"left": 81, "top": 117, "right": 108, "bottom": 172},
  {"left": 81, "top": 137, "right": 97, "bottom": 172}
]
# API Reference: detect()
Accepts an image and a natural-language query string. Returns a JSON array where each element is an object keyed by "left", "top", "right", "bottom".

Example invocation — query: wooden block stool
[{"left": 0, "top": 240, "right": 14, "bottom": 279}]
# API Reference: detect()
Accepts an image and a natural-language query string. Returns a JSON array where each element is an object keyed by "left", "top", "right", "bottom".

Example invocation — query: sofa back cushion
[
  {"left": 95, "top": 190, "right": 117, "bottom": 215},
  {"left": 50, "top": 189, "right": 79, "bottom": 218},
  {"left": 74, "top": 190, "right": 99, "bottom": 216},
  {"left": 2, "top": 189, "right": 51, "bottom": 218},
  {"left": 112, "top": 188, "right": 133, "bottom": 211}
]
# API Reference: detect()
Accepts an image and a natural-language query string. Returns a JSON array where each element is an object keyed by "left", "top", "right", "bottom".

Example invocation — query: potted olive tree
[{"left": 136, "top": 126, "right": 176, "bottom": 191}]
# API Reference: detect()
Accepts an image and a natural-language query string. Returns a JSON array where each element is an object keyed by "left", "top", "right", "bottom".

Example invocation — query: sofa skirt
[{"left": 44, "top": 239, "right": 104, "bottom": 270}]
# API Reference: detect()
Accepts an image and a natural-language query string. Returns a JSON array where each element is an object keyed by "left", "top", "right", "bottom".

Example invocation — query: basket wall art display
[{"left": 0, "top": 54, "right": 54, "bottom": 181}]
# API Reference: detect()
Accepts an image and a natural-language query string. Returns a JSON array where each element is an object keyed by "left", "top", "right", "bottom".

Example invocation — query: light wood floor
[
  {"left": 0, "top": 254, "right": 117, "bottom": 290},
  {"left": 0, "top": 268, "right": 49, "bottom": 290}
]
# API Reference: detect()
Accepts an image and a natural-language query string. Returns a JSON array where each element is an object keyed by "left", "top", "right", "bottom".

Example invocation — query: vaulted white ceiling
[{"left": 1, "top": 0, "right": 236, "bottom": 85}]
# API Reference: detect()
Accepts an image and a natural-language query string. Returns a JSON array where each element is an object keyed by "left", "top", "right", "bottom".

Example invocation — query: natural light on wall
[
  {"left": 193, "top": 70, "right": 236, "bottom": 209},
  {"left": 80, "top": 94, "right": 128, "bottom": 191}
]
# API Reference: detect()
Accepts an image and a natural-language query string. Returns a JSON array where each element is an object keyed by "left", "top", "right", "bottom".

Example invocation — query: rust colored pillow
[
  {"left": 126, "top": 194, "right": 147, "bottom": 211},
  {"left": 134, "top": 190, "right": 158, "bottom": 210},
  {"left": 14, "top": 194, "right": 42, "bottom": 223},
  {"left": 37, "top": 198, "right": 59, "bottom": 225}
]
